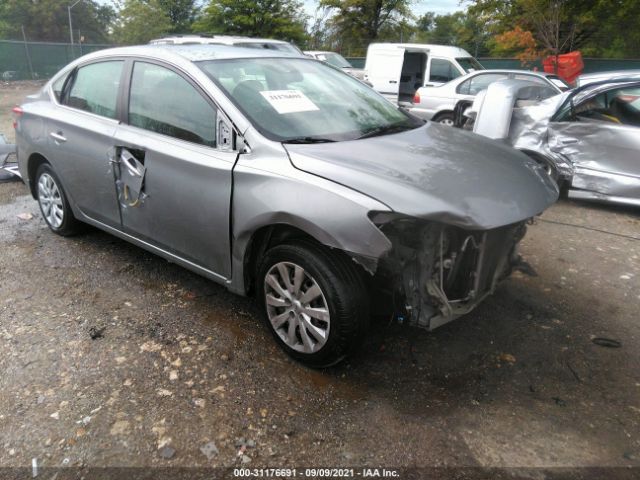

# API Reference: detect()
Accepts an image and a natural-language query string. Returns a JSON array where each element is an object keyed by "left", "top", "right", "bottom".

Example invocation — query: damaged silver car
[
  {"left": 13, "top": 45, "right": 558, "bottom": 366},
  {"left": 468, "top": 78, "right": 640, "bottom": 207}
]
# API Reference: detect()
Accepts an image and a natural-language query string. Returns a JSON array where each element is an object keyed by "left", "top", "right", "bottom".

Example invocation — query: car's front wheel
[
  {"left": 35, "top": 163, "right": 81, "bottom": 236},
  {"left": 258, "top": 241, "right": 368, "bottom": 367}
]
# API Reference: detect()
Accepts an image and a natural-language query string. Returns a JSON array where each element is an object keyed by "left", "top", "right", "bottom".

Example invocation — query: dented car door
[
  {"left": 112, "top": 60, "right": 237, "bottom": 278},
  {"left": 548, "top": 85, "right": 640, "bottom": 201}
]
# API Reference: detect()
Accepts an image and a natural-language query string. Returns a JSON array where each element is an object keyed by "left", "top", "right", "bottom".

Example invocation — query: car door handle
[
  {"left": 121, "top": 151, "right": 143, "bottom": 177},
  {"left": 559, "top": 138, "right": 578, "bottom": 145},
  {"left": 389, "top": 80, "right": 398, "bottom": 84},
  {"left": 50, "top": 132, "right": 67, "bottom": 143}
]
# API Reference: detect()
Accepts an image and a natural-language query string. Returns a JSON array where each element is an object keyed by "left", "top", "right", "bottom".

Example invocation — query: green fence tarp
[
  {"left": 1, "top": 39, "right": 113, "bottom": 81},
  {"left": 2, "top": 39, "right": 640, "bottom": 81},
  {"left": 345, "top": 56, "right": 640, "bottom": 73}
]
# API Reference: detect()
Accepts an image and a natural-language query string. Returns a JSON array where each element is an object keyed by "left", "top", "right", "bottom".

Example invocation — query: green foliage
[
  {"left": 157, "top": 0, "right": 198, "bottom": 33},
  {"left": 319, "top": 0, "right": 414, "bottom": 54},
  {"left": 414, "top": 10, "right": 491, "bottom": 57},
  {"left": 467, "top": 0, "right": 640, "bottom": 59},
  {"left": 193, "top": 0, "right": 308, "bottom": 46},
  {"left": 0, "top": 0, "right": 115, "bottom": 43},
  {"left": 112, "top": 0, "right": 172, "bottom": 45}
]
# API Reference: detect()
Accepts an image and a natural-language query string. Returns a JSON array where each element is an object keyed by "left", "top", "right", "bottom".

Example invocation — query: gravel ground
[{"left": 1, "top": 82, "right": 639, "bottom": 479}]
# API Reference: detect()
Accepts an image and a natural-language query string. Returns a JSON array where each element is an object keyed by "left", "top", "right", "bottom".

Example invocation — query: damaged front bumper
[{"left": 377, "top": 218, "right": 527, "bottom": 330}]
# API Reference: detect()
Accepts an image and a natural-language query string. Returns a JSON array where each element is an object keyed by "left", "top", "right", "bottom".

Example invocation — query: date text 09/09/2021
[{"left": 233, "top": 468, "right": 400, "bottom": 478}]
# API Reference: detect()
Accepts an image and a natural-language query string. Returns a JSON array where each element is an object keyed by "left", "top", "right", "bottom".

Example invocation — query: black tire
[
  {"left": 257, "top": 241, "right": 369, "bottom": 368},
  {"left": 433, "top": 112, "right": 454, "bottom": 126},
  {"left": 35, "top": 163, "right": 81, "bottom": 236}
]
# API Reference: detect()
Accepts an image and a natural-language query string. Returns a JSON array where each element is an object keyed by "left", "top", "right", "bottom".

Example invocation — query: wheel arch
[
  {"left": 432, "top": 110, "right": 454, "bottom": 123},
  {"left": 240, "top": 221, "right": 345, "bottom": 297},
  {"left": 26, "top": 152, "right": 50, "bottom": 198}
]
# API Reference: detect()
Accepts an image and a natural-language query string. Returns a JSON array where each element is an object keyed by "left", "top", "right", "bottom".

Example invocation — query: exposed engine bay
[{"left": 379, "top": 220, "right": 527, "bottom": 330}]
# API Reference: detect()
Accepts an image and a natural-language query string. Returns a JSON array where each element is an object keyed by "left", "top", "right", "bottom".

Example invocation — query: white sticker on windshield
[{"left": 260, "top": 90, "right": 319, "bottom": 114}]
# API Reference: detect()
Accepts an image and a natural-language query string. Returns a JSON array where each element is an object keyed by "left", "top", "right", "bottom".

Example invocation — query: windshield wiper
[
  {"left": 283, "top": 136, "right": 337, "bottom": 144},
  {"left": 356, "top": 124, "right": 414, "bottom": 140}
]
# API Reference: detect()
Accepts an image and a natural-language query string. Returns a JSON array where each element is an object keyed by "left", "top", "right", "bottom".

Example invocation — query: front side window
[
  {"left": 128, "top": 62, "right": 216, "bottom": 146},
  {"left": 570, "top": 87, "right": 640, "bottom": 126},
  {"left": 198, "top": 57, "right": 421, "bottom": 142},
  {"left": 458, "top": 73, "right": 507, "bottom": 95},
  {"left": 65, "top": 61, "right": 123, "bottom": 119},
  {"left": 430, "top": 59, "right": 461, "bottom": 83}
]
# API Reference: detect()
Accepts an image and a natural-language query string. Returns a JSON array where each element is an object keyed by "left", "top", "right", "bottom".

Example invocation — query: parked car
[
  {"left": 577, "top": 70, "right": 640, "bottom": 87},
  {"left": 363, "top": 43, "right": 484, "bottom": 105},
  {"left": 467, "top": 78, "right": 640, "bottom": 207},
  {"left": 304, "top": 50, "right": 365, "bottom": 80},
  {"left": 149, "top": 34, "right": 303, "bottom": 55},
  {"left": 13, "top": 45, "right": 558, "bottom": 366},
  {"left": 410, "top": 69, "right": 570, "bottom": 125}
]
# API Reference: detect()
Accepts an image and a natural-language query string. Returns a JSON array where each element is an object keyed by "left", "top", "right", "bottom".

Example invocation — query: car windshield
[
  {"left": 198, "top": 57, "right": 421, "bottom": 142},
  {"left": 546, "top": 75, "right": 572, "bottom": 91},
  {"left": 319, "top": 53, "right": 352, "bottom": 68},
  {"left": 456, "top": 57, "right": 484, "bottom": 72}
]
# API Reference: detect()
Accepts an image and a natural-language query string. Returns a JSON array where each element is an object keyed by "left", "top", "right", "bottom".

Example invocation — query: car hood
[{"left": 285, "top": 123, "right": 558, "bottom": 230}]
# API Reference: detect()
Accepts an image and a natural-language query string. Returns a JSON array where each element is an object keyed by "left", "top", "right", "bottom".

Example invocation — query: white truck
[{"left": 363, "top": 43, "right": 484, "bottom": 105}]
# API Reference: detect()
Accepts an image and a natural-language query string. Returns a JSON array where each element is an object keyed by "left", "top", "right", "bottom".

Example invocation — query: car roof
[
  {"left": 149, "top": 35, "right": 292, "bottom": 45},
  {"left": 305, "top": 51, "right": 340, "bottom": 55},
  {"left": 75, "top": 44, "right": 301, "bottom": 63},
  {"left": 368, "top": 43, "right": 472, "bottom": 57}
]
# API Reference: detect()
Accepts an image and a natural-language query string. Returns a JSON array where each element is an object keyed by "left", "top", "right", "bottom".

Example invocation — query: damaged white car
[{"left": 466, "top": 78, "right": 640, "bottom": 207}]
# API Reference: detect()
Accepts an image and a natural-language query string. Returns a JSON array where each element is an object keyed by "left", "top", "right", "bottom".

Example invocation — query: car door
[
  {"left": 48, "top": 60, "right": 125, "bottom": 226},
  {"left": 426, "top": 57, "right": 462, "bottom": 87},
  {"left": 365, "top": 47, "right": 405, "bottom": 103},
  {"left": 111, "top": 60, "right": 238, "bottom": 278},
  {"left": 548, "top": 85, "right": 640, "bottom": 199}
]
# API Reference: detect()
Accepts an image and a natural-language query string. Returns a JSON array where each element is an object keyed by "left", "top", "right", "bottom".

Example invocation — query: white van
[{"left": 364, "top": 43, "right": 484, "bottom": 104}]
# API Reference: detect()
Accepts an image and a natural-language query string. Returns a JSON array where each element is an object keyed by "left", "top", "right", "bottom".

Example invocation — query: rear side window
[
  {"left": 128, "top": 62, "right": 216, "bottom": 147},
  {"left": 430, "top": 59, "right": 461, "bottom": 83},
  {"left": 65, "top": 61, "right": 123, "bottom": 119},
  {"left": 458, "top": 73, "right": 507, "bottom": 95}
]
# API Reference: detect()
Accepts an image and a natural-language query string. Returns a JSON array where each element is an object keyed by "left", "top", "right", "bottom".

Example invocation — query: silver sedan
[
  {"left": 13, "top": 45, "right": 558, "bottom": 366},
  {"left": 409, "top": 69, "right": 570, "bottom": 125}
]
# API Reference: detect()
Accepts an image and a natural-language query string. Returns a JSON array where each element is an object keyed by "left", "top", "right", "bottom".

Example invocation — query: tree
[
  {"left": 415, "top": 11, "right": 491, "bottom": 57},
  {"left": 112, "top": 0, "right": 172, "bottom": 45},
  {"left": 193, "top": 0, "right": 308, "bottom": 46},
  {"left": 320, "top": 0, "right": 414, "bottom": 53},
  {"left": 157, "top": 0, "right": 198, "bottom": 33},
  {"left": 0, "top": 0, "right": 115, "bottom": 43},
  {"left": 469, "top": 0, "right": 640, "bottom": 63}
]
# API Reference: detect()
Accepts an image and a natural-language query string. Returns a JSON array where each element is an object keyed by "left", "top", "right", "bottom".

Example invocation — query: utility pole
[{"left": 68, "top": 0, "right": 84, "bottom": 46}]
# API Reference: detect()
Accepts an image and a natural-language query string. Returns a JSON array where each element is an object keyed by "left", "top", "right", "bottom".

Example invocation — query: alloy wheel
[
  {"left": 38, "top": 173, "right": 64, "bottom": 228},
  {"left": 264, "top": 261, "right": 331, "bottom": 354}
]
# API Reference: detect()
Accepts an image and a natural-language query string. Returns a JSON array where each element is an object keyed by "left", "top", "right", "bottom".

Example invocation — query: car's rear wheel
[
  {"left": 35, "top": 163, "right": 81, "bottom": 236},
  {"left": 434, "top": 112, "right": 454, "bottom": 126},
  {"left": 257, "top": 241, "right": 368, "bottom": 367}
]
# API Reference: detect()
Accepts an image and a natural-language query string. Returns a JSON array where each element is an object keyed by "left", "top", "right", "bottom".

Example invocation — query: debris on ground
[
  {"left": 16, "top": 212, "right": 33, "bottom": 220},
  {"left": 158, "top": 446, "right": 176, "bottom": 459},
  {"left": 88, "top": 326, "right": 105, "bottom": 340},
  {"left": 200, "top": 441, "right": 219, "bottom": 460},
  {"left": 592, "top": 337, "right": 622, "bottom": 348}
]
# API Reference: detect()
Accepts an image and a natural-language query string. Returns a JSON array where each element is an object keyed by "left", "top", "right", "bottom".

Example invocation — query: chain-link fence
[{"left": 0, "top": 39, "right": 114, "bottom": 81}]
